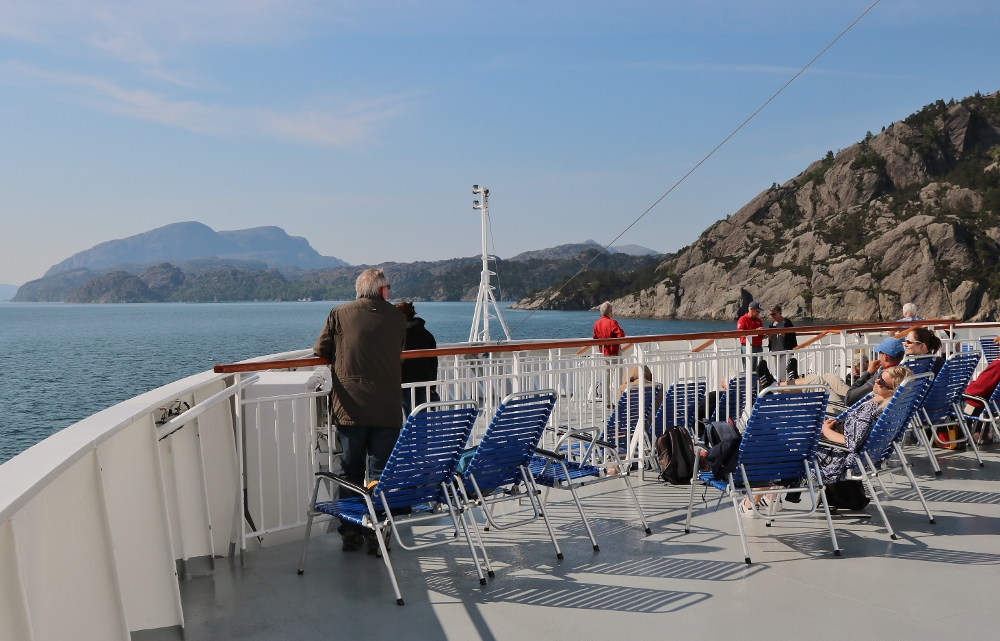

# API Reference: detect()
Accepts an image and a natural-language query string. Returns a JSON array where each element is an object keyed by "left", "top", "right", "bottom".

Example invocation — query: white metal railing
[{"left": 4, "top": 321, "right": 997, "bottom": 639}]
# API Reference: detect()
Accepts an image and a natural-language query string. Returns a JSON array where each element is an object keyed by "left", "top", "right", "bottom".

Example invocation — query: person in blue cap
[{"left": 786, "top": 336, "right": 905, "bottom": 406}]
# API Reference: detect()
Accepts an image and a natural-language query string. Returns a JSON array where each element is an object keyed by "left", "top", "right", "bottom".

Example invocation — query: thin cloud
[{"left": 3, "top": 62, "right": 411, "bottom": 148}]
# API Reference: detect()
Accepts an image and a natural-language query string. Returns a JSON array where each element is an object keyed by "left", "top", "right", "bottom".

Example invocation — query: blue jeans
[{"left": 336, "top": 424, "right": 401, "bottom": 533}]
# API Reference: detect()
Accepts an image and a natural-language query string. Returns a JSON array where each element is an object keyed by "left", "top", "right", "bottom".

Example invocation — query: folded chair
[
  {"left": 908, "top": 351, "right": 983, "bottom": 474},
  {"left": 297, "top": 401, "right": 480, "bottom": 606},
  {"left": 451, "top": 390, "right": 561, "bottom": 578},
  {"left": 685, "top": 385, "right": 836, "bottom": 564},
  {"left": 819, "top": 373, "right": 935, "bottom": 540}
]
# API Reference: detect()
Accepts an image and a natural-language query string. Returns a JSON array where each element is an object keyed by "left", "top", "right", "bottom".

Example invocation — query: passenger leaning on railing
[
  {"left": 783, "top": 337, "right": 905, "bottom": 407},
  {"left": 313, "top": 268, "right": 407, "bottom": 555}
]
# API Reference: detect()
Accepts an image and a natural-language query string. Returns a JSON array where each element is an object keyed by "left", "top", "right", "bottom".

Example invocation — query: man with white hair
[
  {"left": 593, "top": 302, "right": 625, "bottom": 356},
  {"left": 314, "top": 267, "right": 406, "bottom": 554},
  {"left": 593, "top": 302, "right": 626, "bottom": 406},
  {"left": 898, "top": 303, "right": 922, "bottom": 322}
]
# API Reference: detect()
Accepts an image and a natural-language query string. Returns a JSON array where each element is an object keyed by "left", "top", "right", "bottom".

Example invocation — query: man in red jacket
[
  {"left": 594, "top": 302, "right": 626, "bottom": 355},
  {"left": 736, "top": 301, "right": 765, "bottom": 370},
  {"left": 594, "top": 302, "right": 626, "bottom": 406}
]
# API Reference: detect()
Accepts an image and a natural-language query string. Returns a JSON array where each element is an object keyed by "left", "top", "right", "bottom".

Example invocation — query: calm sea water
[{"left": 0, "top": 301, "right": 730, "bottom": 464}]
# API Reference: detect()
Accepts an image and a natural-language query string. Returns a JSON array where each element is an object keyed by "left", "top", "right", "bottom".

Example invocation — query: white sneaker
[
  {"left": 739, "top": 498, "right": 758, "bottom": 519},
  {"left": 759, "top": 495, "right": 783, "bottom": 515}
]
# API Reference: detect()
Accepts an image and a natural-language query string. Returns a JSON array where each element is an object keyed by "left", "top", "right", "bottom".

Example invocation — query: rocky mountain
[
  {"left": 14, "top": 246, "right": 662, "bottom": 304},
  {"left": 44, "top": 222, "right": 348, "bottom": 276},
  {"left": 517, "top": 91, "right": 1000, "bottom": 321}
]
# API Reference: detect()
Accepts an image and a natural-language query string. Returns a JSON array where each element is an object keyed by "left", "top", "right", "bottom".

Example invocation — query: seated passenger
[
  {"left": 785, "top": 337, "right": 905, "bottom": 407},
  {"left": 902, "top": 327, "right": 944, "bottom": 376},
  {"left": 616, "top": 365, "right": 663, "bottom": 410},
  {"left": 816, "top": 365, "right": 911, "bottom": 484},
  {"left": 963, "top": 358, "right": 1000, "bottom": 416}
]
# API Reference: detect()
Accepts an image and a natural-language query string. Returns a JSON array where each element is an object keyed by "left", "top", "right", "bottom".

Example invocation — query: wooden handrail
[
  {"left": 213, "top": 318, "right": 969, "bottom": 374},
  {"left": 793, "top": 330, "right": 833, "bottom": 350},
  {"left": 893, "top": 323, "right": 926, "bottom": 338},
  {"left": 691, "top": 339, "right": 714, "bottom": 353}
]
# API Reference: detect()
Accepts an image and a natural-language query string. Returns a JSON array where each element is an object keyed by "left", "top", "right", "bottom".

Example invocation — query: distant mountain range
[
  {"left": 44, "top": 222, "right": 348, "bottom": 277},
  {"left": 0, "top": 284, "right": 19, "bottom": 300},
  {"left": 13, "top": 231, "right": 665, "bottom": 303}
]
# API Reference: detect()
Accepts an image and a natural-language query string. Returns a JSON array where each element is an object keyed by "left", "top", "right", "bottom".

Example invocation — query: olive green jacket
[{"left": 313, "top": 297, "right": 406, "bottom": 429}]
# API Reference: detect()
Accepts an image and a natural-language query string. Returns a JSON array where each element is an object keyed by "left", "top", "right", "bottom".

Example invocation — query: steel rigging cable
[{"left": 507, "top": 0, "right": 882, "bottom": 338}]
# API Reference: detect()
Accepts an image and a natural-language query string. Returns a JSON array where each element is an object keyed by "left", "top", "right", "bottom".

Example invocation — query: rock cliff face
[{"left": 519, "top": 91, "right": 1000, "bottom": 321}]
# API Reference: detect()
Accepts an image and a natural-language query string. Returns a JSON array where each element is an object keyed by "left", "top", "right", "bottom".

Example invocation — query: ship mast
[{"left": 469, "top": 184, "right": 511, "bottom": 343}]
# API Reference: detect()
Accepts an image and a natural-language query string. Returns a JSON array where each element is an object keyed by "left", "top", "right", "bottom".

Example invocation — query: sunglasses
[
  {"left": 903, "top": 339, "right": 923, "bottom": 345},
  {"left": 874, "top": 377, "right": 895, "bottom": 390}
]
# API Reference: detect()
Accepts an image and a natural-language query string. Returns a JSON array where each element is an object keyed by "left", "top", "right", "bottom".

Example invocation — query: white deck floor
[{"left": 180, "top": 444, "right": 1000, "bottom": 641}]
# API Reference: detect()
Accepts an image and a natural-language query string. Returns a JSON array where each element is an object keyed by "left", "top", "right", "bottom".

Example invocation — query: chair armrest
[
  {"left": 315, "top": 471, "right": 368, "bottom": 496},
  {"left": 961, "top": 393, "right": 987, "bottom": 405},
  {"left": 566, "top": 433, "right": 617, "bottom": 450},
  {"left": 534, "top": 447, "right": 564, "bottom": 461},
  {"left": 547, "top": 425, "right": 615, "bottom": 450},
  {"left": 817, "top": 438, "right": 850, "bottom": 453}
]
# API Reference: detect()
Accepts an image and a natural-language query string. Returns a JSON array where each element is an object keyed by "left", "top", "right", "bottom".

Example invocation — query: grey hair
[
  {"left": 599, "top": 302, "right": 613, "bottom": 317},
  {"left": 355, "top": 268, "right": 389, "bottom": 299},
  {"left": 902, "top": 302, "right": 917, "bottom": 317}
]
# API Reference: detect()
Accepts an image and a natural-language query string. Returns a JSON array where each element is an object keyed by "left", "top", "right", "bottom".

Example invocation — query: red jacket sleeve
[
  {"left": 612, "top": 320, "right": 625, "bottom": 339},
  {"left": 966, "top": 360, "right": 1000, "bottom": 407}
]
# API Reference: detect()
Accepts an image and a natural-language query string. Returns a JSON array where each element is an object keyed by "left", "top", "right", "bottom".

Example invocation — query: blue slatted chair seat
[
  {"left": 901, "top": 355, "right": 937, "bottom": 376},
  {"left": 461, "top": 392, "right": 557, "bottom": 495},
  {"left": 733, "top": 390, "right": 827, "bottom": 487},
  {"left": 603, "top": 384, "right": 660, "bottom": 452},
  {"left": 920, "top": 352, "right": 980, "bottom": 424},
  {"left": 314, "top": 497, "right": 432, "bottom": 526},
  {"left": 297, "top": 401, "right": 480, "bottom": 605},
  {"left": 652, "top": 381, "right": 706, "bottom": 438},
  {"left": 695, "top": 470, "right": 728, "bottom": 493},
  {"left": 859, "top": 376, "right": 931, "bottom": 465},
  {"left": 711, "top": 375, "right": 758, "bottom": 423},
  {"left": 528, "top": 457, "right": 601, "bottom": 485},
  {"left": 979, "top": 337, "right": 999, "bottom": 364}
]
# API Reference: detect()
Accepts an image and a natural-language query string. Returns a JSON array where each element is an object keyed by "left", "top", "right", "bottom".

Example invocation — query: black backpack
[
  {"left": 704, "top": 420, "right": 742, "bottom": 480},
  {"left": 655, "top": 426, "right": 695, "bottom": 485}
]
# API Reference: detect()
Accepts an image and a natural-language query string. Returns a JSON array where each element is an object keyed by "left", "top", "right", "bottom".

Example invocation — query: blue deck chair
[
  {"left": 909, "top": 351, "right": 983, "bottom": 474},
  {"left": 297, "top": 401, "right": 480, "bottom": 606},
  {"left": 978, "top": 336, "right": 998, "bottom": 364},
  {"left": 710, "top": 375, "right": 758, "bottom": 426},
  {"left": 958, "top": 368, "right": 1000, "bottom": 446},
  {"left": 901, "top": 354, "right": 938, "bottom": 376},
  {"left": 651, "top": 380, "right": 707, "bottom": 439},
  {"left": 451, "top": 391, "right": 561, "bottom": 576},
  {"left": 603, "top": 383, "right": 662, "bottom": 459},
  {"left": 818, "top": 373, "right": 934, "bottom": 540},
  {"left": 685, "top": 385, "right": 836, "bottom": 564},
  {"left": 529, "top": 416, "right": 653, "bottom": 551}
]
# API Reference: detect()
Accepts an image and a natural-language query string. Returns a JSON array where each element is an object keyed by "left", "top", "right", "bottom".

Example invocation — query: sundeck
[{"left": 2, "top": 320, "right": 998, "bottom": 640}]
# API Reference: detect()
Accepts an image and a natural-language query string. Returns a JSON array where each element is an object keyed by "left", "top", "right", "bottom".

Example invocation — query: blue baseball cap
[{"left": 875, "top": 337, "right": 905, "bottom": 359}]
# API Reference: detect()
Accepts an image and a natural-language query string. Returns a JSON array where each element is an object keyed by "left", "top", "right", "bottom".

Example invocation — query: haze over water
[{"left": 0, "top": 301, "right": 731, "bottom": 463}]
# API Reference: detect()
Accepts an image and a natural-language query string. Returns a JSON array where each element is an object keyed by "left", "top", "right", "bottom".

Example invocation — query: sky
[{"left": 1, "top": 1, "right": 999, "bottom": 286}]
